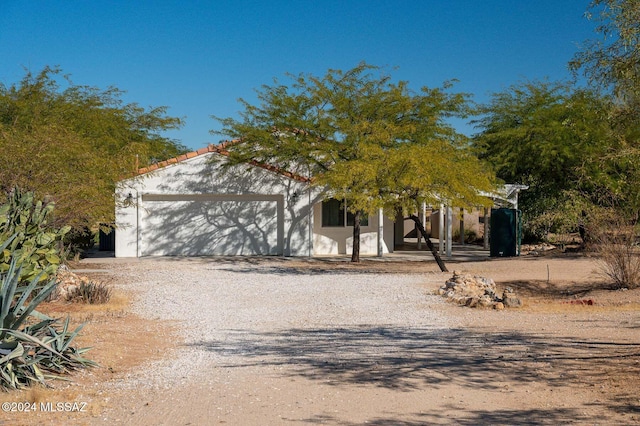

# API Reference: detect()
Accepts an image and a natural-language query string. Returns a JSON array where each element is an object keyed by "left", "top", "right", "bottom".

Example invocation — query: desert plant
[
  {"left": 593, "top": 219, "right": 640, "bottom": 289},
  {"left": 453, "top": 228, "right": 478, "bottom": 244},
  {"left": 65, "top": 281, "right": 112, "bottom": 304},
  {"left": 0, "top": 188, "right": 70, "bottom": 283},
  {"left": 0, "top": 250, "right": 95, "bottom": 390}
]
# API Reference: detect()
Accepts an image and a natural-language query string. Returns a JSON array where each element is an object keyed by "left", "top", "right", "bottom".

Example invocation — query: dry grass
[{"left": 0, "top": 288, "right": 176, "bottom": 425}]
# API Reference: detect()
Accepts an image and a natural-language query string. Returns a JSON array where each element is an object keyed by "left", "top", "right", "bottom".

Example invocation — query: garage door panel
[{"left": 142, "top": 198, "right": 280, "bottom": 256}]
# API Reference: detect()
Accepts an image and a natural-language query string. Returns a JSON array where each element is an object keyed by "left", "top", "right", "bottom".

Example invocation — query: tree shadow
[
  {"left": 189, "top": 326, "right": 640, "bottom": 389},
  {"left": 189, "top": 326, "right": 640, "bottom": 423},
  {"left": 298, "top": 406, "right": 591, "bottom": 425},
  {"left": 503, "top": 279, "right": 622, "bottom": 298},
  {"left": 131, "top": 154, "right": 319, "bottom": 256}
]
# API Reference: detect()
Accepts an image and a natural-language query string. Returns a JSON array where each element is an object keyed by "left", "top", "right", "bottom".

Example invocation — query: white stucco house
[{"left": 115, "top": 144, "right": 394, "bottom": 258}]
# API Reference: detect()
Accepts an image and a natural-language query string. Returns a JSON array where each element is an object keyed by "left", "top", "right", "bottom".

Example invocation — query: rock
[
  {"left": 478, "top": 295, "right": 494, "bottom": 308},
  {"left": 502, "top": 295, "right": 522, "bottom": 308},
  {"left": 465, "top": 297, "right": 478, "bottom": 308},
  {"left": 438, "top": 273, "right": 522, "bottom": 309}
]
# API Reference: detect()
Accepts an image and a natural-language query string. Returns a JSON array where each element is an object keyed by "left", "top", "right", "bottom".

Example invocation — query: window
[
  {"left": 322, "top": 199, "right": 369, "bottom": 227},
  {"left": 322, "top": 199, "right": 344, "bottom": 227}
]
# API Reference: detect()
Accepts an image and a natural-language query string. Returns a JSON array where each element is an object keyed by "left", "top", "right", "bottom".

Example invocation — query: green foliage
[
  {"left": 0, "top": 254, "right": 58, "bottom": 341},
  {"left": 64, "top": 281, "right": 112, "bottom": 304},
  {"left": 0, "top": 66, "right": 187, "bottom": 233},
  {"left": 472, "top": 80, "right": 628, "bottom": 240},
  {"left": 0, "top": 188, "right": 69, "bottom": 283},
  {"left": 0, "top": 255, "right": 95, "bottom": 390},
  {"left": 215, "top": 63, "right": 497, "bottom": 261},
  {"left": 453, "top": 227, "right": 479, "bottom": 244},
  {"left": 570, "top": 0, "right": 640, "bottom": 100}
]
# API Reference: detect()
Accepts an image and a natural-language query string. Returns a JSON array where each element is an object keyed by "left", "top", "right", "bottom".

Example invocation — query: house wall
[
  {"left": 116, "top": 153, "right": 318, "bottom": 257},
  {"left": 312, "top": 203, "right": 393, "bottom": 255}
]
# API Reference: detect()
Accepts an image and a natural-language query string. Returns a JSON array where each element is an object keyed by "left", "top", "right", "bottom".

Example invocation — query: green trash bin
[{"left": 490, "top": 208, "right": 521, "bottom": 257}]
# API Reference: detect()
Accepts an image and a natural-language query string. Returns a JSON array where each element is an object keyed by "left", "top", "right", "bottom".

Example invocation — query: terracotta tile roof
[{"left": 137, "top": 141, "right": 311, "bottom": 183}]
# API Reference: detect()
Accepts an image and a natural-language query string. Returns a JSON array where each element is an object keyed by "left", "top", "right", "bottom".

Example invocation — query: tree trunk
[
  {"left": 409, "top": 214, "right": 448, "bottom": 272},
  {"left": 351, "top": 210, "right": 361, "bottom": 263}
]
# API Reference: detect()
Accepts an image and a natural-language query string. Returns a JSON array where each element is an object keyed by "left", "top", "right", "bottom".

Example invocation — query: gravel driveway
[
  {"left": 95, "top": 256, "right": 640, "bottom": 425},
  {"left": 109, "top": 258, "right": 449, "bottom": 389}
]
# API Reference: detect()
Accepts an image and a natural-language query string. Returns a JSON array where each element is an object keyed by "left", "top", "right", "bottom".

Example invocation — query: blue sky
[{"left": 1, "top": 1, "right": 597, "bottom": 151}]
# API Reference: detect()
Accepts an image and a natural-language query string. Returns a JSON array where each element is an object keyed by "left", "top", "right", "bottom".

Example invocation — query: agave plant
[{"left": 0, "top": 236, "right": 95, "bottom": 390}]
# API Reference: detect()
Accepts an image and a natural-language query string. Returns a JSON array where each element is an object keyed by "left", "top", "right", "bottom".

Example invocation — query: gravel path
[
  {"left": 94, "top": 257, "right": 640, "bottom": 425},
  {"left": 106, "top": 258, "right": 449, "bottom": 390}
]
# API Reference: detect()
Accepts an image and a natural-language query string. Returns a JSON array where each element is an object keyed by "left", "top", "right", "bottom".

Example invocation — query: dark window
[
  {"left": 322, "top": 199, "right": 344, "bottom": 227},
  {"left": 322, "top": 198, "right": 369, "bottom": 227}
]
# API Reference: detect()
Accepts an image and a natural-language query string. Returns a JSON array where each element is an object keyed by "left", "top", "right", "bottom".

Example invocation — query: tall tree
[
  {"left": 569, "top": 0, "right": 640, "bottom": 100},
  {"left": 215, "top": 63, "right": 495, "bottom": 265},
  {"left": 473, "top": 80, "right": 624, "bottom": 240},
  {"left": 0, "top": 67, "right": 187, "bottom": 232}
]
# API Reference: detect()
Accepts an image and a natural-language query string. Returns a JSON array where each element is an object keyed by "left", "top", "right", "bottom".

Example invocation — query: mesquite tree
[{"left": 215, "top": 63, "right": 496, "bottom": 265}]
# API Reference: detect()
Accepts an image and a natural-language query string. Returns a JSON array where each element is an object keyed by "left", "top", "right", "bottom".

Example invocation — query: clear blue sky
[{"left": 1, "top": 1, "right": 597, "bottom": 151}]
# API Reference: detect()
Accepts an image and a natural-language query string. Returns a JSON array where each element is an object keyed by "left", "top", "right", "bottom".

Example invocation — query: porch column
[
  {"left": 377, "top": 208, "right": 384, "bottom": 257},
  {"left": 446, "top": 206, "right": 452, "bottom": 258},
  {"left": 459, "top": 207, "right": 465, "bottom": 244},
  {"left": 439, "top": 204, "right": 444, "bottom": 255},
  {"left": 136, "top": 191, "right": 142, "bottom": 258},
  {"left": 483, "top": 207, "right": 489, "bottom": 250}
]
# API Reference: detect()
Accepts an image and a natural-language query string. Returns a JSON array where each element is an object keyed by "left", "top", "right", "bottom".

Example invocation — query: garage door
[{"left": 140, "top": 194, "right": 284, "bottom": 256}]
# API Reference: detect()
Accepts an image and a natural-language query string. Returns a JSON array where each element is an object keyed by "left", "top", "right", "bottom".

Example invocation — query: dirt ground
[{"left": 1, "top": 250, "right": 639, "bottom": 425}]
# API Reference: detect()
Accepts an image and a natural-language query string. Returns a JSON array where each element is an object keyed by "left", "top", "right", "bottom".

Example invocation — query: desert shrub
[
  {"left": 65, "top": 281, "right": 112, "bottom": 304},
  {"left": 0, "top": 248, "right": 95, "bottom": 390},
  {"left": 63, "top": 226, "right": 96, "bottom": 258},
  {"left": 592, "top": 218, "right": 640, "bottom": 289},
  {"left": 453, "top": 228, "right": 478, "bottom": 244},
  {"left": 0, "top": 188, "right": 70, "bottom": 283}
]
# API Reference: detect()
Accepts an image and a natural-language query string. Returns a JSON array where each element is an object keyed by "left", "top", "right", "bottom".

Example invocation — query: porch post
[
  {"left": 446, "top": 205, "right": 452, "bottom": 258},
  {"left": 439, "top": 204, "right": 444, "bottom": 255},
  {"left": 377, "top": 208, "right": 384, "bottom": 257},
  {"left": 459, "top": 207, "right": 465, "bottom": 244},
  {"left": 483, "top": 207, "right": 489, "bottom": 250}
]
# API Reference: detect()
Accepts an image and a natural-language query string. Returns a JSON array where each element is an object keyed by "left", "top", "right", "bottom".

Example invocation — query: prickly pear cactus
[{"left": 0, "top": 188, "right": 70, "bottom": 282}]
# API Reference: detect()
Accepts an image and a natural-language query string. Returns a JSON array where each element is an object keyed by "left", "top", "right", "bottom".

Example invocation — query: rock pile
[
  {"left": 53, "top": 265, "right": 92, "bottom": 301},
  {"left": 437, "top": 271, "right": 522, "bottom": 309}
]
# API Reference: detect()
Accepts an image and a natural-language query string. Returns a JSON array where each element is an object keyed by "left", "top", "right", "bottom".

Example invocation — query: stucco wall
[
  {"left": 116, "top": 152, "right": 395, "bottom": 257},
  {"left": 312, "top": 203, "right": 392, "bottom": 255},
  {"left": 116, "top": 153, "right": 318, "bottom": 257}
]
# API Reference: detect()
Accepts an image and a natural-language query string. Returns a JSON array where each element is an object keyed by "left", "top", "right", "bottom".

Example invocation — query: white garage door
[{"left": 141, "top": 194, "right": 284, "bottom": 256}]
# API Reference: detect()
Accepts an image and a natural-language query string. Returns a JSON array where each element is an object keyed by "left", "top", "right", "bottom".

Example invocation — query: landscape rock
[
  {"left": 502, "top": 287, "right": 523, "bottom": 307},
  {"left": 54, "top": 265, "right": 92, "bottom": 301},
  {"left": 438, "top": 271, "right": 522, "bottom": 309}
]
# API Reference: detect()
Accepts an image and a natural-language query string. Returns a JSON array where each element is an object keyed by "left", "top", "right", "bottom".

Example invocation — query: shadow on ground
[
  {"left": 189, "top": 326, "right": 640, "bottom": 423},
  {"left": 504, "top": 279, "right": 622, "bottom": 298}
]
